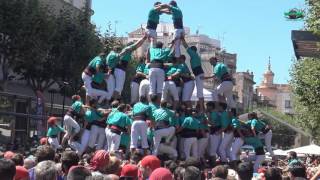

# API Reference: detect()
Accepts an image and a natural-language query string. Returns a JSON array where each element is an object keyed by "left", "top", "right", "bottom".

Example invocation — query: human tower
[{"left": 46, "top": 1, "right": 273, "bottom": 173}]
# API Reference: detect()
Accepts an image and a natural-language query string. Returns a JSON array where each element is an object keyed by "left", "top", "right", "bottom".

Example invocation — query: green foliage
[
  {"left": 290, "top": 58, "right": 320, "bottom": 142},
  {"left": 0, "top": 0, "right": 102, "bottom": 93},
  {"left": 305, "top": 0, "right": 320, "bottom": 35}
]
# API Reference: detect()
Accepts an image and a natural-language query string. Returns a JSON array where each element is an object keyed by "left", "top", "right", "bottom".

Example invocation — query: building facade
[
  {"left": 233, "top": 71, "right": 255, "bottom": 113},
  {"left": 256, "top": 60, "right": 294, "bottom": 114}
]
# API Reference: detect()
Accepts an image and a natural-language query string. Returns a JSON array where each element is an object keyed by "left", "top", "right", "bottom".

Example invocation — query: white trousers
[
  {"left": 82, "top": 72, "right": 109, "bottom": 104},
  {"left": 195, "top": 74, "right": 204, "bottom": 98},
  {"left": 184, "top": 137, "right": 198, "bottom": 160},
  {"left": 230, "top": 137, "right": 244, "bottom": 161},
  {"left": 162, "top": 81, "right": 179, "bottom": 101},
  {"left": 130, "top": 120, "right": 148, "bottom": 149},
  {"left": 79, "top": 129, "right": 91, "bottom": 155},
  {"left": 48, "top": 137, "right": 60, "bottom": 151},
  {"left": 215, "top": 81, "right": 236, "bottom": 108},
  {"left": 139, "top": 79, "right": 150, "bottom": 98},
  {"left": 263, "top": 130, "right": 273, "bottom": 156},
  {"left": 63, "top": 115, "right": 80, "bottom": 141},
  {"left": 174, "top": 29, "right": 184, "bottom": 58},
  {"left": 198, "top": 136, "right": 208, "bottom": 159},
  {"left": 105, "top": 74, "right": 115, "bottom": 99},
  {"left": 114, "top": 68, "right": 126, "bottom": 94},
  {"left": 88, "top": 125, "right": 106, "bottom": 150},
  {"left": 218, "top": 132, "right": 234, "bottom": 162},
  {"left": 153, "top": 126, "right": 175, "bottom": 155},
  {"left": 105, "top": 128, "right": 121, "bottom": 152},
  {"left": 149, "top": 68, "right": 165, "bottom": 95},
  {"left": 209, "top": 133, "right": 221, "bottom": 157},
  {"left": 146, "top": 29, "right": 157, "bottom": 46},
  {"left": 130, "top": 81, "right": 140, "bottom": 104},
  {"left": 182, "top": 80, "right": 195, "bottom": 102},
  {"left": 158, "top": 144, "right": 178, "bottom": 158}
]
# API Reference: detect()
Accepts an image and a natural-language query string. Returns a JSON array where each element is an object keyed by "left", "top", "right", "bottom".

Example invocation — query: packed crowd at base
[
  {"left": 2, "top": 0, "right": 319, "bottom": 180},
  {"left": 1, "top": 145, "right": 320, "bottom": 180}
]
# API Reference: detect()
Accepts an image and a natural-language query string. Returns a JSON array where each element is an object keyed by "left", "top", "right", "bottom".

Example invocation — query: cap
[
  {"left": 121, "top": 164, "right": 138, "bottom": 178},
  {"left": 140, "top": 155, "right": 161, "bottom": 171},
  {"left": 149, "top": 168, "right": 173, "bottom": 180}
]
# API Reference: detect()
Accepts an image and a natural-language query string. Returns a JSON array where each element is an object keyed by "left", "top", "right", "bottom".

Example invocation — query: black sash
[
  {"left": 155, "top": 120, "right": 170, "bottom": 130},
  {"left": 210, "top": 126, "right": 221, "bottom": 134},
  {"left": 132, "top": 76, "right": 145, "bottom": 84},
  {"left": 255, "top": 147, "right": 265, "bottom": 155},
  {"left": 173, "top": 18, "right": 183, "bottom": 29},
  {"left": 116, "top": 60, "right": 129, "bottom": 70},
  {"left": 147, "top": 20, "right": 158, "bottom": 30},
  {"left": 180, "top": 129, "right": 198, "bottom": 138},
  {"left": 149, "top": 61, "right": 164, "bottom": 69},
  {"left": 182, "top": 76, "right": 193, "bottom": 83},
  {"left": 192, "top": 66, "right": 204, "bottom": 76},
  {"left": 92, "top": 121, "right": 106, "bottom": 128}
]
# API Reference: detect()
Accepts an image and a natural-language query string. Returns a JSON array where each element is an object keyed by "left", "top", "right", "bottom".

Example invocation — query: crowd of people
[{"left": 1, "top": 0, "right": 318, "bottom": 180}]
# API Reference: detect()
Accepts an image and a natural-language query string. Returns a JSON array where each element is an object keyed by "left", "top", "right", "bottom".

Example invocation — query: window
[{"left": 285, "top": 100, "right": 292, "bottom": 108}]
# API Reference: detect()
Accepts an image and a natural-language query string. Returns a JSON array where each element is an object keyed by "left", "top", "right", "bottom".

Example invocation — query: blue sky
[{"left": 91, "top": 0, "right": 305, "bottom": 84}]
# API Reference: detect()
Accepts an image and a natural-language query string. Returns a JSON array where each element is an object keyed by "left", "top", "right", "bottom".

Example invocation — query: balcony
[{"left": 291, "top": 30, "right": 320, "bottom": 59}]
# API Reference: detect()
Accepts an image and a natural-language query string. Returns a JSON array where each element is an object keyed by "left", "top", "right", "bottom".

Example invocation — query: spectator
[
  {"left": 149, "top": 168, "right": 173, "bottom": 180},
  {"left": 264, "top": 167, "right": 282, "bottom": 180},
  {"left": 0, "top": 159, "right": 16, "bottom": 180},
  {"left": 34, "top": 160, "right": 57, "bottom": 180},
  {"left": 4, "top": 151, "right": 16, "bottom": 160},
  {"left": 183, "top": 166, "right": 201, "bottom": 180},
  {"left": 104, "top": 174, "right": 120, "bottom": 180},
  {"left": 15, "top": 166, "right": 29, "bottom": 180},
  {"left": 120, "top": 164, "right": 138, "bottom": 179},
  {"left": 105, "top": 155, "right": 121, "bottom": 175},
  {"left": 61, "top": 151, "right": 79, "bottom": 178},
  {"left": 237, "top": 162, "right": 253, "bottom": 180},
  {"left": 173, "top": 166, "right": 185, "bottom": 180},
  {"left": 35, "top": 145, "right": 55, "bottom": 163},
  {"left": 67, "top": 166, "right": 92, "bottom": 180},
  {"left": 288, "top": 161, "right": 307, "bottom": 180},
  {"left": 89, "top": 150, "right": 110, "bottom": 174},
  {"left": 212, "top": 165, "right": 228, "bottom": 179},
  {"left": 139, "top": 155, "right": 161, "bottom": 180},
  {"left": 23, "top": 158, "right": 35, "bottom": 170},
  {"left": 12, "top": 153, "right": 24, "bottom": 166}
]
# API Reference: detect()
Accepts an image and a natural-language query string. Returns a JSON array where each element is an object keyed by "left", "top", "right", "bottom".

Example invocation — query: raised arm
[
  {"left": 119, "top": 34, "right": 147, "bottom": 56},
  {"left": 181, "top": 37, "right": 189, "bottom": 49}
]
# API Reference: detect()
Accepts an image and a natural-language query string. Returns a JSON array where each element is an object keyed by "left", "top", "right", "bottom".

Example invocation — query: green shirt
[
  {"left": 120, "top": 133, "right": 130, "bottom": 148},
  {"left": 196, "top": 114, "right": 208, "bottom": 129},
  {"left": 147, "top": 127, "right": 154, "bottom": 143},
  {"left": 106, "top": 51, "right": 120, "bottom": 69},
  {"left": 88, "top": 56, "right": 103, "bottom": 69},
  {"left": 47, "top": 125, "right": 64, "bottom": 137},
  {"left": 179, "top": 63, "right": 191, "bottom": 74},
  {"left": 120, "top": 45, "right": 134, "bottom": 62},
  {"left": 181, "top": 116, "right": 200, "bottom": 130},
  {"left": 144, "top": 64, "right": 150, "bottom": 75},
  {"left": 71, "top": 101, "right": 83, "bottom": 114},
  {"left": 149, "top": 48, "right": 171, "bottom": 62},
  {"left": 132, "top": 102, "right": 152, "bottom": 118},
  {"left": 220, "top": 111, "right": 231, "bottom": 129},
  {"left": 244, "top": 137, "right": 263, "bottom": 149},
  {"left": 92, "top": 72, "right": 105, "bottom": 84},
  {"left": 232, "top": 118, "right": 241, "bottom": 129},
  {"left": 250, "top": 119, "right": 266, "bottom": 132},
  {"left": 170, "top": 6, "right": 183, "bottom": 20},
  {"left": 213, "top": 63, "right": 228, "bottom": 81},
  {"left": 148, "top": 8, "right": 161, "bottom": 24},
  {"left": 165, "top": 64, "right": 180, "bottom": 77},
  {"left": 136, "top": 63, "right": 146, "bottom": 73},
  {"left": 85, "top": 109, "right": 103, "bottom": 123},
  {"left": 153, "top": 108, "right": 174, "bottom": 122},
  {"left": 107, "top": 111, "right": 132, "bottom": 128},
  {"left": 209, "top": 111, "right": 221, "bottom": 127},
  {"left": 187, "top": 48, "right": 202, "bottom": 69}
]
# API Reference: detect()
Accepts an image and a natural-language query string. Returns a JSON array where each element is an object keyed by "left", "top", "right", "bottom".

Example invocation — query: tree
[
  {"left": 289, "top": 0, "right": 320, "bottom": 142},
  {"left": 0, "top": 0, "right": 102, "bottom": 94}
]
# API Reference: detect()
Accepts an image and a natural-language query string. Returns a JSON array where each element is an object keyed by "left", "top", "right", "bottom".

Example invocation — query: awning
[{"left": 291, "top": 30, "right": 320, "bottom": 59}]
